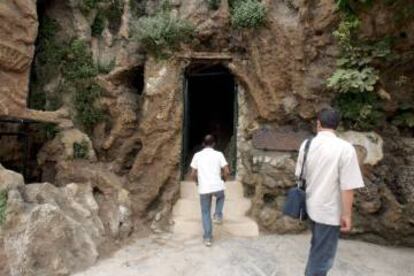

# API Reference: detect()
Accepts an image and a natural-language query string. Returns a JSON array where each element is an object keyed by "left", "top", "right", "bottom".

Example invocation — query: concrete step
[
  {"left": 173, "top": 217, "right": 259, "bottom": 238},
  {"left": 172, "top": 198, "right": 252, "bottom": 219},
  {"left": 180, "top": 181, "right": 244, "bottom": 200}
]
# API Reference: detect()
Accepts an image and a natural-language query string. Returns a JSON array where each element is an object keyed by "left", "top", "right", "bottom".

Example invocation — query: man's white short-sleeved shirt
[
  {"left": 190, "top": 147, "right": 228, "bottom": 194},
  {"left": 295, "top": 131, "right": 365, "bottom": 226}
]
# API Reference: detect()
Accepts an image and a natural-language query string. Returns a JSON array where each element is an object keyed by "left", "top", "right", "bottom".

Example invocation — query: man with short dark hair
[
  {"left": 296, "top": 108, "right": 364, "bottom": 275},
  {"left": 190, "top": 134, "right": 230, "bottom": 246}
]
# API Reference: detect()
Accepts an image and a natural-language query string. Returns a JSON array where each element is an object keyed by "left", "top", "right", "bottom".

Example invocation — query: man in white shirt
[
  {"left": 295, "top": 108, "right": 364, "bottom": 276},
  {"left": 190, "top": 134, "right": 230, "bottom": 246}
]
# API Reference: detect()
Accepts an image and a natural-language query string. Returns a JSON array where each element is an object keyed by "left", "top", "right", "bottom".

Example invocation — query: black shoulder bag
[{"left": 282, "top": 137, "right": 313, "bottom": 221}]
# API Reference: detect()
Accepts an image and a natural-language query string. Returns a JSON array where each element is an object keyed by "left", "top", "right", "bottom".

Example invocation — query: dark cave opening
[
  {"left": 123, "top": 66, "right": 145, "bottom": 95},
  {"left": 182, "top": 63, "right": 237, "bottom": 177}
]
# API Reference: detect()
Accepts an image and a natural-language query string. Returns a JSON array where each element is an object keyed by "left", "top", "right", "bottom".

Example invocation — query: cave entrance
[{"left": 182, "top": 63, "right": 237, "bottom": 178}]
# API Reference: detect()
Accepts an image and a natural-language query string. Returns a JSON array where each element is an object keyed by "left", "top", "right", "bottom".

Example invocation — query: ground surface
[{"left": 74, "top": 234, "right": 414, "bottom": 276}]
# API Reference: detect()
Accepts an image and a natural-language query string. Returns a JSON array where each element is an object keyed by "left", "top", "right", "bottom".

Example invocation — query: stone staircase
[{"left": 172, "top": 181, "right": 259, "bottom": 238}]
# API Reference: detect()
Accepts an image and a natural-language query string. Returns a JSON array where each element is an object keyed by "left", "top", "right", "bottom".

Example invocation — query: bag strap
[{"left": 299, "top": 137, "right": 313, "bottom": 184}]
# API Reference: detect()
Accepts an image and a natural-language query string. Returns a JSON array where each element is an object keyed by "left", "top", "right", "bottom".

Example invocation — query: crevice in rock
[{"left": 120, "top": 140, "right": 142, "bottom": 173}]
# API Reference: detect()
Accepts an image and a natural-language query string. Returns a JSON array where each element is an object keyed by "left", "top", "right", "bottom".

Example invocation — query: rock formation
[{"left": 0, "top": 0, "right": 413, "bottom": 274}]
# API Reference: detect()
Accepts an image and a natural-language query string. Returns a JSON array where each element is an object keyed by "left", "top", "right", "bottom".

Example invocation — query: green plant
[
  {"left": 0, "top": 190, "right": 7, "bottom": 225},
  {"left": 72, "top": 82, "right": 104, "bottom": 130},
  {"left": 335, "top": 0, "right": 373, "bottom": 14},
  {"left": 327, "top": 67, "right": 379, "bottom": 93},
  {"left": 29, "top": 16, "right": 65, "bottom": 110},
  {"left": 92, "top": 10, "right": 106, "bottom": 37},
  {"left": 63, "top": 39, "right": 98, "bottom": 80},
  {"left": 30, "top": 16, "right": 105, "bottom": 131},
  {"left": 36, "top": 17, "right": 66, "bottom": 72},
  {"left": 132, "top": 9, "right": 194, "bottom": 57},
  {"left": 104, "top": 0, "right": 124, "bottom": 32},
  {"left": 73, "top": 140, "right": 90, "bottom": 159},
  {"left": 207, "top": 0, "right": 221, "bottom": 10},
  {"left": 41, "top": 123, "right": 59, "bottom": 140},
  {"left": 79, "top": 0, "right": 103, "bottom": 14},
  {"left": 336, "top": 92, "right": 384, "bottom": 130},
  {"left": 327, "top": 12, "right": 392, "bottom": 130},
  {"left": 392, "top": 104, "right": 414, "bottom": 128},
  {"left": 97, "top": 59, "right": 116, "bottom": 74},
  {"left": 333, "top": 14, "right": 360, "bottom": 49},
  {"left": 231, "top": 0, "right": 266, "bottom": 29},
  {"left": 130, "top": 0, "right": 147, "bottom": 17}
]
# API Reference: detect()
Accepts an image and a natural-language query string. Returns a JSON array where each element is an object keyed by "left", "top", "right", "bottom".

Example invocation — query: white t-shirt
[
  {"left": 190, "top": 147, "right": 228, "bottom": 194},
  {"left": 295, "top": 131, "right": 365, "bottom": 226}
]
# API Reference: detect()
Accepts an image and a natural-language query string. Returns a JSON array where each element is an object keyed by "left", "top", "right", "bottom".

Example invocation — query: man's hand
[
  {"left": 340, "top": 215, "right": 352, "bottom": 233},
  {"left": 191, "top": 169, "right": 197, "bottom": 184},
  {"left": 341, "top": 189, "right": 354, "bottom": 233},
  {"left": 222, "top": 165, "right": 230, "bottom": 181}
]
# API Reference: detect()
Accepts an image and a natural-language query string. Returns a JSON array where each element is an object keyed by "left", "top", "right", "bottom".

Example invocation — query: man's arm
[
  {"left": 340, "top": 190, "right": 354, "bottom": 233},
  {"left": 191, "top": 168, "right": 197, "bottom": 184},
  {"left": 339, "top": 145, "right": 364, "bottom": 233},
  {"left": 222, "top": 165, "right": 230, "bottom": 181}
]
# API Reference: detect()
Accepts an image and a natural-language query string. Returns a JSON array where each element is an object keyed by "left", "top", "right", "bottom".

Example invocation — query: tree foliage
[
  {"left": 327, "top": 11, "right": 392, "bottom": 130},
  {"left": 231, "top": 0, "right": 266, "bottom": 29},
  {"left": 131, "top": 6, "right": 194, "bottom": 58}
]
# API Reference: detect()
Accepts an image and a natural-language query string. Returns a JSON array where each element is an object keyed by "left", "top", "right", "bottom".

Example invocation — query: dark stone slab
[{"left": 252, "top": 128, "right": 311, "bottom": 151}]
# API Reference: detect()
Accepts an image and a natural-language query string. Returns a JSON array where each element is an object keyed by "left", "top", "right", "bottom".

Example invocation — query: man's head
[
  {"left": 203, "top": 134, "right": 216, "bottom": 147},
  {"left": 317, "top": 108, "right": 340, "bottom": 131}
]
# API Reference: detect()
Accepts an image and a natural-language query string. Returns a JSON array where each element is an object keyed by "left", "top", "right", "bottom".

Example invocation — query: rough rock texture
[
  {"left": 0, "top": 0, "right": 71, "bottom": 125},
  {"left": 3, "top": 182, "right": 102, "bottom": 276},
  {"left": 351, "top": 134, "right": 414, "bottom": 245},
  {"left": 126, "top": 58, "right": 184, "bottom": 223},
  {"left": 0, "top": 164, "right": 24, "bottom": 193},
  {"left": 0, "top": 164, "right": 134, "bottom": 275},
  {"left": 0, "top": 0, "right": 37, "bottom": 116},
  {"left": 1, "top": 0, "right": 414, "bottom": 273},
  {"left": 0, "top": 164, "right": 105, "bottom": 275}
]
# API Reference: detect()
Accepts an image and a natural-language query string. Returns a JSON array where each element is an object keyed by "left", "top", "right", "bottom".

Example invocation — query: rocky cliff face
[{"left": 0, "top": 0, "right": 413, "bottom": 274}]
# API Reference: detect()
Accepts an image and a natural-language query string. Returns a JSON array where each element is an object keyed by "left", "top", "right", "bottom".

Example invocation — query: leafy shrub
[
  {"left": 97, "top": 59, "right": 116, "bottom": 74},
  {"left": 207, "top": 0, "right": 221, "bottom": 10},
  {"left": 231, "top": 0, "right": 266, "bottom": 29},
  {"left": 79, "top": 0, "right": 103, "bottom": 14},
  {"left": 72, "top": 82, "right": 104, "bottom": 131},
  {"left": 392, "top": 104, "right": 414, "bottom": 128},
  {"left": 29, "top": 16, "right": 64, "bottom": 110},
  {"left": 333, "top": 14, "right": 360, "bottom": 49},
  {"left": 73, "top": 140, "right": 90, "bottom": 159},
  {"left": 30, "top": 17, "right": 104, "bottom": 131},
  {"left": 335, "top": 0, "right": 373, "bottom": 14},
  {"left": 92, "top": 10, "right": 106, "bottom": 37},
  {"left": 36, "top": 17, "right": 65, "bottom": 72},
  {"left": 63, "top": 39, "right": 98, "bottom": 80},
  {"left": 41, "top": 123, "right": 59, "bottom": 140},
  {"left": 335, "top": 92, "right": 384, "bottom": 130},
  {"left": 327, "top": 67, "right": 378, "bottom": 93},
  {"left": 0, "top": 190, "right": 7, "bottom": 225},
  {"left": 130, "top": 0, "right": 147, "bottom": 17},
  {"left": 104, "top": 0, "right": 124, "bottom": 32},
  {"left": 132, "top": 10, "right": 194, "bottom": 57},
  {"left": 327, "top": 14, "right": 391, "bottom": 130}
]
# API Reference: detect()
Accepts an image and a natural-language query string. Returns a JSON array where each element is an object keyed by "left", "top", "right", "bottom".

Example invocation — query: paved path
[
  {"left": 172, "top": 181, "right": 259, "bottom": 237},
  {"left": 73, "top": 234, "right": 414, "bottom": 276}
]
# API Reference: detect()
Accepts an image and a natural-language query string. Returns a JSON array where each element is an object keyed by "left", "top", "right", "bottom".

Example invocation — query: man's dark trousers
[{"left": 305, "top": 220, "right": 340, "bottom": 276}]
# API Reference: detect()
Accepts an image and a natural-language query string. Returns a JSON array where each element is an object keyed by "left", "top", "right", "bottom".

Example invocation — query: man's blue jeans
[
  {"left": 305, "top": 220, "right": 340, "bottom": 276},
  {"left": 199, "top": 190, "right": 225, "bottom": 240}
]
